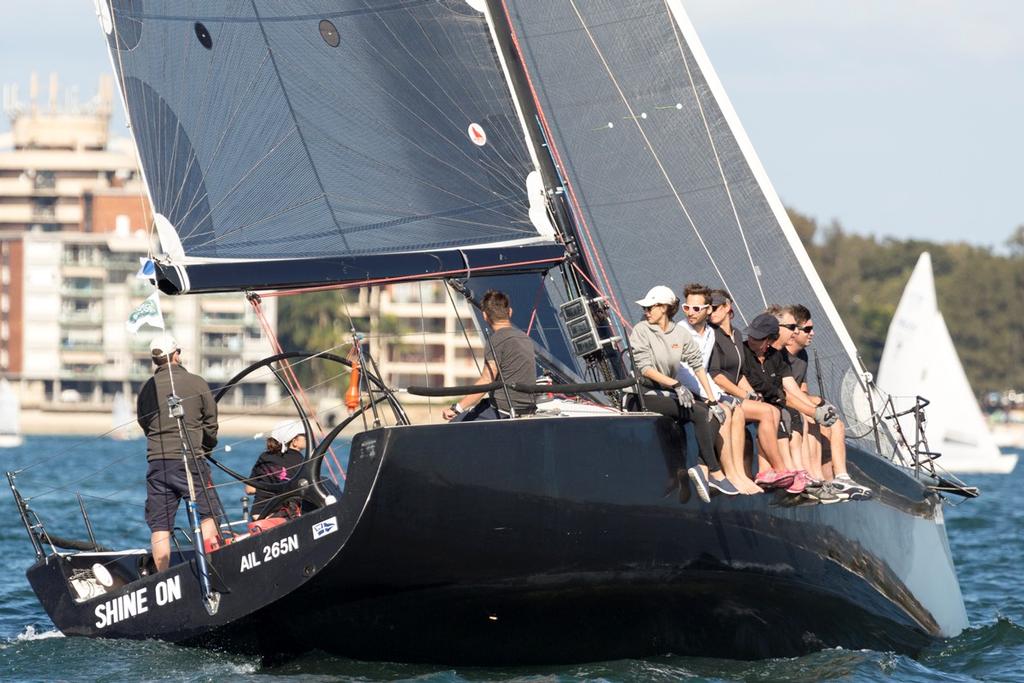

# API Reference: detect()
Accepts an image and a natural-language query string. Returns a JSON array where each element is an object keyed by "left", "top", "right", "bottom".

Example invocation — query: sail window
[
  {"left": 319, "top": 20, "right": 340, "bottom": 47},
  {"left": 194, "top": 23, "right": 213, "bottom": 50}
]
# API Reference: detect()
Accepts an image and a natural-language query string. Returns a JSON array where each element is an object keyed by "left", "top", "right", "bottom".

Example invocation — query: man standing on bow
[{"left": 137, "top": 334, "right": 223, "bottom": 571}]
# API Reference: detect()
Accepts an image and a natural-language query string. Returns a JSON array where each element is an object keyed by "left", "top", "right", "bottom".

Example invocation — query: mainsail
[
  {"left": 498, "top": 0, "right": 894, "bottom": 451},
  {"left": 98, "top": 1, "right": 563, "bottom": 293}
]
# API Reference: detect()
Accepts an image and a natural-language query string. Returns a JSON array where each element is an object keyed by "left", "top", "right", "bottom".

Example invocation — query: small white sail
[
  {"left": 110, "top": 392, "right": 139, "bottom": 441},
  {"left": 0, "top": 378, "right": 24, "bottom": 448},
  {"left": 878, "top": 253, "right": 1017, "bottom": 473}
]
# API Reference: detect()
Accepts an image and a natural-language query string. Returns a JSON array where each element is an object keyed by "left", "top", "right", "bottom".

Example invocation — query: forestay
[
  {"left": 499, "top": 0, "right": 896, "bottom": 452},
  {"left": 98, "top": 1, "right": 560, "bottom": 292}
]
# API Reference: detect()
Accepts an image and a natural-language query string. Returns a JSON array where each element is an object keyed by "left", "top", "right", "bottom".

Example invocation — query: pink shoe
[
  {"left": 786, "top": 471, "right": 808, "bottom": 494},
  {"left": 755, "top": 470, "right": 795, "bottom": 490}
]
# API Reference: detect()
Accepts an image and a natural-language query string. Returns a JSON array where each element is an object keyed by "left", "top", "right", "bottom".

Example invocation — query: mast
[{"left": 481, "top": 0, "right": 628, "bottom": 383}]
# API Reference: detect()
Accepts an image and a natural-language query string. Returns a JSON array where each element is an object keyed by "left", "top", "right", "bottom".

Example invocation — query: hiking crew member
[
  {"left": 679, "top": 284, "right": 759, "bottom": 494},
  {"left": 442, "top": 290, "right": 536, "bottom": 422},
  {"left": 137, "top": 334, "right": 223, "bottom": 572},
  {"left": 782, "top": 305, "right": 873, "bottom": 501},
  {"left": 627, "top": 285, "right": 737, "bottom": 502},
  {"left": 707, "top": 289, "right": 787, "bottom": 483}
]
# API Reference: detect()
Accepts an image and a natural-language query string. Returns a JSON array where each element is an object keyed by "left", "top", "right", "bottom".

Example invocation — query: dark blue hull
[
  {"left": 241, "top": 415, "right": 968, "bottom": 663},
  {"left": 28, "top": 414, "right": 967, "bottom": 664}
]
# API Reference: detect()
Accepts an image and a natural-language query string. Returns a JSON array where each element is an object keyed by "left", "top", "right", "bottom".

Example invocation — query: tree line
[
  {"left": 790, "top": 209, "right": 1024, "bottom": 396},
  {"left": 276, "top": 210, "right": 1024, "bottom": 397}
]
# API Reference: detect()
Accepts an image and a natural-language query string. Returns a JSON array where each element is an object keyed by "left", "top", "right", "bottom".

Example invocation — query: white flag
[{"left": 126, "top": 291, "right": 165, "bottom": 333}]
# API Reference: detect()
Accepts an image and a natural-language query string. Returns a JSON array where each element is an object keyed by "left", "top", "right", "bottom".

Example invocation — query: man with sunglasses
[
  {"left": 783, "top": 305, "right": 872, "bottom": 501},
  {"left": 678, "top": 284, "right": 760, "bottom": 494}
]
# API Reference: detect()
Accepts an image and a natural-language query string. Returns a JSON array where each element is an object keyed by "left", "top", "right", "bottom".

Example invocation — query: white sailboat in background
[
  {"left": 109, "top": 391, "right": 139, "bottom": 441},
  {"left": 878, "top": 252, "right": 1018, "bottom": 473},
  {"left": 0, "top": 378, "right": 24, "bottom": 449}
]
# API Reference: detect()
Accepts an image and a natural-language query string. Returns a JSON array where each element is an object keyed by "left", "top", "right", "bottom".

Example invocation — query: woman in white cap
[
  {"left": 627, "top": 285, "right": 738, "bottom": 502},
  {"left": 246, "top": 420, "right": 307, "bottom": 519}
]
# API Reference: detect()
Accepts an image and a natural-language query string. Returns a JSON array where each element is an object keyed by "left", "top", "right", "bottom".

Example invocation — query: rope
[
  {"left": 445, "top": 281, "right": 482, "bottom": 375},
  {"left": 248, "top": 294, "right": 346, "bottom": 482},
  {"left": 525, "top": 273, "right": 546, "bottom": 336},
  {"left": 571, "top": 262, "right": 631, "bottom": 331}
]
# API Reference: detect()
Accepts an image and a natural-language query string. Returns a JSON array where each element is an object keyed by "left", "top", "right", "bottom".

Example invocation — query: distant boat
[
  {"left": 0, "top": 377, "right": 24, "bottom": 449},
  {"left": 878, "top": 253, "right": 1018, "bottom": 473},
  {"left": 109, "top": 392, "right": 139, "bottom": 441}
]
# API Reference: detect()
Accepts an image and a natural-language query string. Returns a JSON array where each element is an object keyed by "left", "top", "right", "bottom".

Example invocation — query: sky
[{"left": 1, "top": 1, "right": 1021, "bottom": 248}]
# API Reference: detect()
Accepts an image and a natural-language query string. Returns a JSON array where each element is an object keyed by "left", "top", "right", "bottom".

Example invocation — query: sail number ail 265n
[{"left": 240, "top": 534, "right": 299, "bottom": 573}]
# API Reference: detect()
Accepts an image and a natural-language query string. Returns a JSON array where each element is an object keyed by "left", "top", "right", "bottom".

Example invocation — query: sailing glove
[
  {"left": 708, "top": 402, "right": 727, "bottom": 424},
  {"left": 814, "top": 404, "right": 838, "bottom": 426},
  {"left": 746, "top": 390, "right": 762, "bottom": 401},
  {"left": 672, "top": 384, "right": 694, "bottom": 408}
]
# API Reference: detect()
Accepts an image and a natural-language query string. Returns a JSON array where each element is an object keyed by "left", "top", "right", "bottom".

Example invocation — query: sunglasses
[
  {"left": 682, "top": 304, "right": 709, "bottom": 312},
  {"left": 778, "top": 323, "right": 799, "bottom": 331},
  {"left": 642, "top": 305, "right": 661, "bottom": 312},
  {"left": 798, "top": 325, "right": 814, "bottom": 333}
]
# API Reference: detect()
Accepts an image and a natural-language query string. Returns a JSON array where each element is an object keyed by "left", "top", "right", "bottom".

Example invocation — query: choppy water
[{"left": 1, "top": 436, "right": 1021, "bottom": 682}]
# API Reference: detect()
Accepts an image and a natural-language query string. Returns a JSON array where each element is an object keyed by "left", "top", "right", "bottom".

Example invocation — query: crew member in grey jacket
[
  {"left": 627, "top": 286, "right": 738, "bottom": 502},
  {"left": 137, "top": 333, "right": 223, "bottom": 571}
]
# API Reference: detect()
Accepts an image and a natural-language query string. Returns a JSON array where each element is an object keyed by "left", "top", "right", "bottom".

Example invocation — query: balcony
[
  {"left": 61, "top": 365, "right": 102, "bottom": 379},
  {"left": 61, "top": 285, "right": 103, "bottom": 298},
  {"left": 61, "top": 339, "right": 104, "bottom": 352},
  {"left": 59, "top": 309, "right": 102, "bottom": 326}
]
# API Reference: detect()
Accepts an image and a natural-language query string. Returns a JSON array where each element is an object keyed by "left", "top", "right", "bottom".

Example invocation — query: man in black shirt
[
  {"left": 442, "top": 290, "right": 536, "bottom": 422},
  {"left": 783, "top": 305, "right": 872, "bottom": 500}
]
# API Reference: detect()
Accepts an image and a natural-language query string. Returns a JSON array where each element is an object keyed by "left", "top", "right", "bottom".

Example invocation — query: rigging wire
[
  {"left": 661, "top": 0, "right": 767, "bottom": 312},
  {"left": 418, "top": 281, "right": 434, "bottom": 420},
  {"left": 445, "top": 281, "right": 482, "bottom": 376},
  {"left": 561, "top": 0, "right": 739, "bottom": 320},
  {"left": 496, "top": 0, "right": 625, "bottom": 321},
  {"left": 249, "top": 293, "right": 346, "bottom": 482}
]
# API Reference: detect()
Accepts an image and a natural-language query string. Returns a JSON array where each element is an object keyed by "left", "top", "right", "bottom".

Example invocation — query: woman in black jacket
[{"left": 246, "top": 420, "right": 306, "bottom": 519}]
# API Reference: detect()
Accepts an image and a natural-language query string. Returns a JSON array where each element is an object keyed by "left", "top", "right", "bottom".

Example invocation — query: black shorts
[
  {"left": 787, "top": 408, "right": 804, "bottom": 435},
  {"left": 145, "top": 459, "right": 224, "bottom": 533}
]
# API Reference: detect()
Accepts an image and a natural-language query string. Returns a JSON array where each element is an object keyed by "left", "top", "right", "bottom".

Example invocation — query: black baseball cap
[{"left": 744, "top": 313, "right": 779, "bottom": 340}]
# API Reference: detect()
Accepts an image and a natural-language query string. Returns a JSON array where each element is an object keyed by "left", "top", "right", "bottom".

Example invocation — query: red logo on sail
[{"left": 467, "top": 123, "right": 487, "bottom": 146}]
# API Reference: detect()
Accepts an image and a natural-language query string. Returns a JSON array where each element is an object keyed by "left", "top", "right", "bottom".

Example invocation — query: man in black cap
[
  {"left": 741, "top": 312, "right": 835, "bottom": 495},
  {"left": 137, "top": 333, "right": 223, "bottom": 571}
]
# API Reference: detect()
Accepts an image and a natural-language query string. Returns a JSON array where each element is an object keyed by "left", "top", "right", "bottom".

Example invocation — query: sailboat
[
  {"left": 109, "top": 392, "right": 140, "bottom": 441},
  {"left": 10, "top": 0, "right": 970, "bottom": 663},
  {"left": 0, "top": 377, "right": 23, "bottom": 449},
  {"left": 877, "top": 252, "right": 1017, "bottom": 474}
]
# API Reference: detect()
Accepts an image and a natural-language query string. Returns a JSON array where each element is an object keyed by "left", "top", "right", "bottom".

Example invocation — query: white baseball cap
[
  {"left": 635, "top": 285, "right": 677, "bottom": 307},
  {"left": 149, "top": 333, "right": 179, "bottom": 358},
  {"left": 271, "top": 420, "right": 305, "bottom": 448}
]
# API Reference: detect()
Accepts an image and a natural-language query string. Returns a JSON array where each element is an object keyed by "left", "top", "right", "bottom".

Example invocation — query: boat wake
[{"left": 12, "top": 625, "right": 63, "bottom": 642}]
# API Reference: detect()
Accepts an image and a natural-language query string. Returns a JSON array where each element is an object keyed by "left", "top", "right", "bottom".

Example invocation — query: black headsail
[
  {"left": 498, "top": 0, "right": 896, "bottom": 452},
  {"left": 99, "top": 1, "right": 564, "bottom": 293}
]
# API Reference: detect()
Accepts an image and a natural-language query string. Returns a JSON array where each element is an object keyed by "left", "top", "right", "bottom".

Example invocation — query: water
[{"left": 1, "top": 437, "right": 1021, "bottom": 682}]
